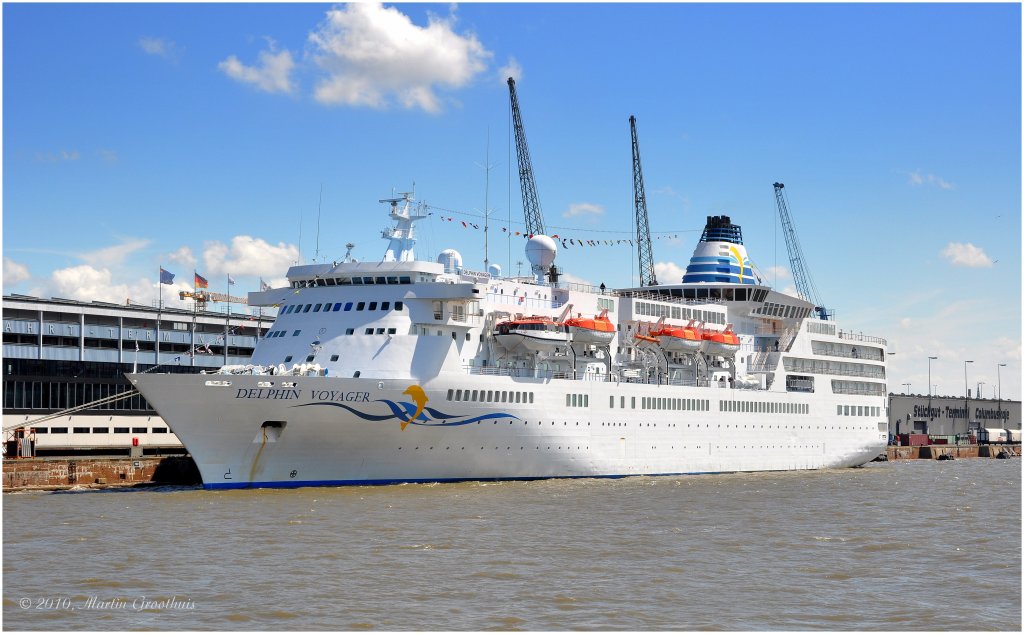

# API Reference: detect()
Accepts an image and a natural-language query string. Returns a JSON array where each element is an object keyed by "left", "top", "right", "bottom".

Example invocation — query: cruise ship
[{"left": 129, "top": 193, "right": 889, "bottom": 489}]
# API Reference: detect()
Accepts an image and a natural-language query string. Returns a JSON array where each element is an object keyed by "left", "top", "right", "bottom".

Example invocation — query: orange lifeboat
[
  {"left": 563, "top": 312, "right": 615, "bottom": 345},
  {"left": 649, "top": 322, "right": 702, "bottom": 353},
  {"left": 701, "top": 325, "right": 740, "bottom": 355},
  {"left": 633, "top": 333, "right": 661, "bottom": 350}
]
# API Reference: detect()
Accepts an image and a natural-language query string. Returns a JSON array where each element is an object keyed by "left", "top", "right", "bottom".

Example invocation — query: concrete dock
[{"left": 2, "top": 455, "right": 200, "bottom": 491}]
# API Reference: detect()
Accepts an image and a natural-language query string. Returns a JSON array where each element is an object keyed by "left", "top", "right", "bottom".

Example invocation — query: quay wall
[{"left": 2, "top": 455, "right": 200, "bottom": 490}]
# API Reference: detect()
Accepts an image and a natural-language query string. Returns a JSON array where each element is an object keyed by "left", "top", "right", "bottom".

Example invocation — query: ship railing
[{"left": 836, "top": 330, "right": 888, "bottom": 346}]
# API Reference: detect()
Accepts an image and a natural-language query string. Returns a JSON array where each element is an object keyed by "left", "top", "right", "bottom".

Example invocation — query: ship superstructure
[{"left": 130, "top": 193, "right": 888, "bottom": 488}]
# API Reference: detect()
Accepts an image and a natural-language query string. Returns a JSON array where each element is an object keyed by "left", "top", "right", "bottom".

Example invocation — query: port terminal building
[
  {"left": 3, "top": 294, "right": 270, "bottom": 456},
  {"left": 888, "top": 393, "right": 1020, "bottom": 443}
]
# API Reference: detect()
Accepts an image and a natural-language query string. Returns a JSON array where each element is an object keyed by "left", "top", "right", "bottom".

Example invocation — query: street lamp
[
  {"left": 964, "top": 360, "right": 974, "bottom": 436},
  {"left": 997, "top": 363, "right": 1006, "bottom": 422},
  {"left": 928, "top": 356, "right": 938, "bottom": 421}
]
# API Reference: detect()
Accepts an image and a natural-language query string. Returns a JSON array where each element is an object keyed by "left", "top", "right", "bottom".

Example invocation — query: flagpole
[
  {"left": 157, "top": 265, "right": 162, "bottom": 364},
  {"left": 225, "top": 274, "right": 231, "bottom": 366}
]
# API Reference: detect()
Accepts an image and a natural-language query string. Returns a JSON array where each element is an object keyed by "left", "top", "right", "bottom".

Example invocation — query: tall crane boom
[
  {"left": 630, "top": 115, "right": 657, "bottom": 286},
  {"left": 773, "top": 182, "right": 828, "bottom": 319},
  {"left": 508, "top": 77, "right": 545, "bottom": 237}
]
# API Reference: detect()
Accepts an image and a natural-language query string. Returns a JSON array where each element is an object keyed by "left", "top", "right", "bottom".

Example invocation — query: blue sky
[{"left": 3, "top": 2, "right": 1020, "bottom": 398}]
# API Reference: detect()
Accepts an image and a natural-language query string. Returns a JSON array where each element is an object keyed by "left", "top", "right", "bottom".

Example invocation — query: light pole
[
  {"left": 997, "top": 363, "right": 1006, "bottom": 423},
  {"left": 964, "top": 360, "right": 974, "bottom": 436},
  {"left": 902, "top": 382, "right": 911, "bottom": 394},
  {"left": 928, "top": 356, "right": 938, "bottom": 422}
]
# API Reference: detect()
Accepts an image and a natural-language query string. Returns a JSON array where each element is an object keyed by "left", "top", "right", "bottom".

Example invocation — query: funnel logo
[{"left": 297, "top": 384, "right": 519, "bottom": 429}]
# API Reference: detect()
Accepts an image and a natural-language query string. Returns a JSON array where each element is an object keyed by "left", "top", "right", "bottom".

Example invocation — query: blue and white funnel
[{"left": 681, "top": 215, "right": 756, "bottom": 285}]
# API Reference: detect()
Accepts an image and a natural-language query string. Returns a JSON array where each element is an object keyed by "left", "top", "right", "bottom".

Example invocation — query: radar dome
[
  {"left": 487, "top": 264, "right": 502, "bottom": 278},
  {"left": 525, "top": 235, "right": 557, "bottom": 271},
  {"left": 437, "top": 249, "right": 463, "bottom": 274}
]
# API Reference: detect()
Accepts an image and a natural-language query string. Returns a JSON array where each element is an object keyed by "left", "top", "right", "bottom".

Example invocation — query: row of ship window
[
  {"left": 447, "top": 389, "right": 536, "bottom": 404},
  {"left": 291, "top": 275, "right": 416, "bottom": 288},
  {"left": 722, "top": 400, "right": 809, "bottom": 415},
  {"left": 279, "top": 300, "right": 404, "bottom": 315},
  {"left": 839, "top": 405, "right": 882, "bottom": 417},
  {"left": 29, "top": 426, "right": 169, "bottom": 434}
]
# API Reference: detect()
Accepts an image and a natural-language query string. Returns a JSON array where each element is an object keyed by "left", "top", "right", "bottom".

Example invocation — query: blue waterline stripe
[{"left": 204, "top": 471, "right": 723, "bottom": 490}]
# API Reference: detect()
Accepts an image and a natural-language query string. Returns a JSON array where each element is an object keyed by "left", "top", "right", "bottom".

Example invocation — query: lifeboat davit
[
  {"left": 649, "top": 324, "right": 702, "bottom": 353},
  {"left": 701, "top": 325, "right": 740, "bottom": 355},
  {"left": 564, "top": 313, "right": 615, "bottom": 345},
  {"left": 494, "top": 316, "right": 571, "bottom": 352}
]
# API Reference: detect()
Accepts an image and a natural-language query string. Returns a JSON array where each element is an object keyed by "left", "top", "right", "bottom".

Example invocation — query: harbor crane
[
  {"left": 507, "top": 77, "right": 546, "bottom": 237},
  {"left": 772, "top": 182, "right": 829, "bottom": 320},
  {"left": 630, "top": 115, "right": 657, "bottom": 286}
]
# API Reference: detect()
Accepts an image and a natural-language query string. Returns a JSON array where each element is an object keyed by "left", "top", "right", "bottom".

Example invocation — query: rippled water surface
[{"left": 4, "top": 459, "right": 1020, "bottom": 630}]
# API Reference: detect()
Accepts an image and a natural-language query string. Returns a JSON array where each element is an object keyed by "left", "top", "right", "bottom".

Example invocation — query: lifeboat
[
  {"left": 494, "top": 316, "right": 571, "bottom": 352},
  {"left": 563, "top": 312, "right": 615, "bottom": 345},
  {"left": 649, "top": 322, "right": 702, "bottom": 353},
  {"left": 701, "top": 325, "right": 740, "bottom": 355}
]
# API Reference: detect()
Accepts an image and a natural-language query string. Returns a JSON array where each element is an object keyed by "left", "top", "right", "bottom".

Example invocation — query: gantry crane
[
  {"left": 630, "top": 115, "right": 657, "bottom": 286},
  {"left": 507, "top": 77, "right": 546, "bottom": 237},
  {"left": 772, "top": 182, "right": 829, "bottom": 319}
]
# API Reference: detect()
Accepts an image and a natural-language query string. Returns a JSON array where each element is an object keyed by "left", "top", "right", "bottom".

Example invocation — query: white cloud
[
  {"left": 138, "top": 36, "right": 180, "bottom": 61},
  {"left": 3, "top": 258, "right": 31, "bottom": 286},
  {"left": 900, "top": 317, "right": 913, "bottom": 328},
  {"left": 202, "top": 235, "right": 301, "bottom": 277},
  {"left": 558, "top": 272, "right": 594, "bottom": 289},
  {"left": 908, "top": 170, "right": 954, "bottom": 190},
  {"left": 166, "top": 246, "right": 197, "bottom": 269},
  {"left": 97, "top": 148, "right": 118, "bottom": 163},
  {"left": 765, "top": 265, "right": 790, "bottom": 280},
  {"left": 78, "top": 238, "right": 151, "bottom": 268},
  {"left": 653, "top": 261, "right": 686, "bottom": 283},
  {"left": 563, "top": 202, "right": 604, "bottom": 219},
  {"left": 780, "top": 286, "right": 801, "bottom": 298},
  {"left": 499, "top": 57, "right": 522, "bottom": 83},
  {"left": 35, "top": 150, "right": 80, "bottom": 162},
  {"left": 308, "top": 3, "right": 491, "bottom": 112},
  {"left": 219, "top": 41, "right": 296, "bottom": 94},
  {"left": 941, "top": 242, "right": 993, "bottom": 268}
]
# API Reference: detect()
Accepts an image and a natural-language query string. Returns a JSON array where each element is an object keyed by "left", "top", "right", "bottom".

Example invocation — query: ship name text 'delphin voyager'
[{"left": 130, "top": 89, "right": 888, "bottom": 489}]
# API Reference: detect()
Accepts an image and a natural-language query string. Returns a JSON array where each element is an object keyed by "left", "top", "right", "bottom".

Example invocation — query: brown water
[{"left": 3, "top": 459, "right": 1020, "bottom": 631}]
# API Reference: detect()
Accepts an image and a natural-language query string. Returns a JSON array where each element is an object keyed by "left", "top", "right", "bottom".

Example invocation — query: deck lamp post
[{"left": 964, "top": 360, "right": 974, "bottom": 436}]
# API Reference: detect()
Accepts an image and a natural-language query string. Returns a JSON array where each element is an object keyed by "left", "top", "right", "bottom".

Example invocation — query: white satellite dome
[
  {"left": 487, "top": 263, "right": 502, "bottom": 278},
  {"left": 437, "top": 249, "right": 463, "bottom": 274},
  {"left": 525, "top": 235, "right": 557, "bottom": 271}
]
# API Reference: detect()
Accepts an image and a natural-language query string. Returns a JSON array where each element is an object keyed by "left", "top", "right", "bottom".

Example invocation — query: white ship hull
[{"left": 129, "top": 372, "right": 886, "bottom": 489}]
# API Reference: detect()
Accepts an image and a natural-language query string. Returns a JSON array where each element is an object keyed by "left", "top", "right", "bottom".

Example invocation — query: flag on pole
[
  {"left": 260, "top": 278, "right": 271, "bottom": 292},
  {"left": 194, "top": 272, "right": 209, "bottom": 289},
  {"left": 159, "top": 268, "right": 175, "bottom": 285},
  {"left": 228, "top": 275, "right": 236, "bottom": 286}
]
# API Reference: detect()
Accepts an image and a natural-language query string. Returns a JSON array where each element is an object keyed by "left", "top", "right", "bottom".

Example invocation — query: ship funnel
[{"left": 681, "top": 215, "right": 756, "bottom": 285}]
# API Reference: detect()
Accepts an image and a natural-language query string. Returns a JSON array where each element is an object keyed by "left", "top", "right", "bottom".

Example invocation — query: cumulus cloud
[
  {"left": 765, "top": 265, "right": 790, "bottom": 280},
  {"left": 3, "top": 258, "right": 31, "bottom": 286},
  {"left": 166, "top": 245, "right": 197, "bottom": 269},
  {"left": 219, "top": 40, "right": 296, "bottom": 94},
  {"left": 308, "top": 3, "right": 491, "bottom": 112},
  {"left": 941, "top": 242, "right": 993, "bottom": 268},
  {"left": 908, "top": 170, "right": 954, "bottom": 190},
  {"left": 138, "top": 36, "right": 180, "bottom": 61},
  {"left": 559, "top": 271, "right": 594, "bottom": 289},
  {"left": 653, "top": 261, "right": 686, "bottom": 283},
  {"left": 78, "top": 238, "right": 151, "bottom": 268},
  {"left": 499, "top": 57, "right": 522, "bottom": 83},
  {"left": 563, "top": 202, "right": 604, "bottom": 219},
  {"left": 202, "top": 235, "right": 301, "bottom": 277}
]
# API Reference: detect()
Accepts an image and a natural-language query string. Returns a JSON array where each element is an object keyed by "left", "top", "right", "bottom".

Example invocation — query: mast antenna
[{"left": 314, "top": 184, "right": 323, "bottom": 262}]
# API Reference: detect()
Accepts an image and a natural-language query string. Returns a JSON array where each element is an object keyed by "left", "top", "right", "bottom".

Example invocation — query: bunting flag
[
  {"left": 432, "top": 214, "right": 684, "bottom": 248},
  {"left": 159, "top": 267, "right": 175, "bottom": 285},
  {"left": 194, "top": 272, "right": 209, "bottom": 289}
]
